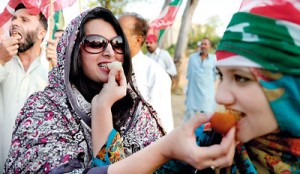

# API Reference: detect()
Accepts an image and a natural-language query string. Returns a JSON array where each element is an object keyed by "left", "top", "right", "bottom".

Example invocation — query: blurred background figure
[
  {"left": 145, "top": 34, "right": 177, "bottom": 78},
  {"left": 53, "top": 29, "right": 64, "bottom": 41},
  {"left": 184, "top": 37, "right": 217, "bottom": 121},
  {"left": 119, "top": 13, "right": 174, "bottom": 133}
]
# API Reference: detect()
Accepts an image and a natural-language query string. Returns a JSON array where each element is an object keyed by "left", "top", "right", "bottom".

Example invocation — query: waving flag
[
  {"left": 148, "top": 0, "right": 183, "bottom": 41},
  {"left": 52, "top": 10, "right": 65, "bottom": 38},
  {"left": 0, "top": 0, "right": 76, "bottom": 28}
]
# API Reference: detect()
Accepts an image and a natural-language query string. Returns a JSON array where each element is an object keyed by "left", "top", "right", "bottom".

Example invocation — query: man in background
[
  {"left": 184, "top": 37, "right": 217, "bottom": 121},
  {"left": 0, "top": 3, "right": 49, "bottom": 169},
  {"left": 145, "top": 34, "right": 177, "bottom": 78},
  {"left": 119, "top": 13, "right": 174, "bottom": 133},
  {"left": 53, "top": 29, "right": 64, "bottom": 40}
]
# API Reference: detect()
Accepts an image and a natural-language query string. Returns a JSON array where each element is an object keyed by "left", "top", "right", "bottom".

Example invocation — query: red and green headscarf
[{"left": 216, "top": 0, "right": 300, "bottom": 173}]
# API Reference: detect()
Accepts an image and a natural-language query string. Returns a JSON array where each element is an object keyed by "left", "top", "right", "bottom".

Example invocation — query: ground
[{"left": 171, "top": 93, "right": 186, "bottom": 127}]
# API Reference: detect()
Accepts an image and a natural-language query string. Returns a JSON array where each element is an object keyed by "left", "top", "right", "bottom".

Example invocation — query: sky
[{"left": 0, "top": 0, "right": 243, "bottom": 36}]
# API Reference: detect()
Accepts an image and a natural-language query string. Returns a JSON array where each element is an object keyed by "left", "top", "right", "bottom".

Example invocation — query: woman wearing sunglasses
[
  {"left": 4, "top": 7, "right": 168, "bottom": 173},
  {"left": 4, "top": 6, "right": 236, "bottom": 174}
]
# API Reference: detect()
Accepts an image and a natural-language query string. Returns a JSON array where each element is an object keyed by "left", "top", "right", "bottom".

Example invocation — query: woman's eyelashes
[
  {"left": 216, "top": 70, "right": 223, "bottom": 81},
  {"left": 216, "top": 70, "right": 252, "bottom": 83},
  {"left": 234, "top": 74, "right": 250, "bottom": 83}
]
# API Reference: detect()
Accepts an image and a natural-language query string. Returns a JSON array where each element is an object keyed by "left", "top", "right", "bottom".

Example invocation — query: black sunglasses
[{"left": 81, "top": 34, "right": 124, "bottom": 54}]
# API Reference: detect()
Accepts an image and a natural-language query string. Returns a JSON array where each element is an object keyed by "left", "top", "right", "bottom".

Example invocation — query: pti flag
[
  {"left": 0, "top": 0, "right": 76, "bottom": 28},
  {"left": 148, "top": 0, "right": 183, "bottom": 41},
  {"left": 52, "top": 10, "right": 65, "bottom": 39}
]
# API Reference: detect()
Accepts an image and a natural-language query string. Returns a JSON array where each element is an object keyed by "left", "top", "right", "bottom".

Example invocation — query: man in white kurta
[
  {"left": 145, "top": 35, "right": 177, "bottom": 77},
  {"left": 131, "top": 51, "right": 173, "bottom": 132},
  {"left": 0, "top": 4, "right": 49, "bottom": 170},
  {"left": 119, "top": 13, "right": 174, "bottom": 133},
  {"left": 0, "top": 54, "right": 49, "bottom": 162}
]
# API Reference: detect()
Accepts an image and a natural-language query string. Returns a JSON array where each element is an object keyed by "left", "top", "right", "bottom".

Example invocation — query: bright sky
[{"left": 0, "top": 0, "right": 243, "bottom": 36}]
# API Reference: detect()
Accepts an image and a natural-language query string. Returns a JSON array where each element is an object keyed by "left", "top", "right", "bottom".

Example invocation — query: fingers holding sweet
[
  {"left": 0, "top": 37, "right": 20, "bottom": 64},
  {"left": 11, "top": 32, "right": 21, "bottom": 41},
  {"left": 160, "top": 115, "right": 210, "bottom": 163},
  {"left": 194, "top": 127, "right": 236, "bottom": 170},
  {"left": 185, "top": 114, "right": 210, "bottom": 131},
  {"left": 94, "top": 61, "right": 126, "bottom": 108},
  {"left": 180, "top": 127, "right": 236, "bottom": 171},
  {"left": 107, "top": 61, "right": 122, "bottom": 71},
  {"left": 211, "top": 127, "right": 236, "bottom": 168},
  {"left": 107, "top": 61, "right": 126, "bottom": 86}
]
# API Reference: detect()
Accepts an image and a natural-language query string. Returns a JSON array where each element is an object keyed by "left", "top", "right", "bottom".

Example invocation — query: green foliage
[
  {"left": 141, "top": 44, "right": 148, "bottom": 54},
  {"left": 166, "top": 44, "right": 176, "bottom": 57},
  {"left": 188, "top": 15, "right": 222, "bottom": 52}
]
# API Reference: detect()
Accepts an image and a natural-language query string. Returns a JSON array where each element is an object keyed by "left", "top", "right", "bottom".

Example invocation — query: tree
[
  {"left": 172, "top": 0, "right": 199, "bottom": 93},
  {"left": 188, "top": 15, "right": 222, "bottom": 51}
]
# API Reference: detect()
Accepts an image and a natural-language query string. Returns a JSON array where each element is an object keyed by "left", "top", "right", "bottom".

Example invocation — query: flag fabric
[
  {"left": 0, "top": 0, "right": 76, "bottom": 28},
  {"left": 148, "top": 0, "right": 183, "bottom": 41},
  {"left": 217, "top": 0, "right": 300, "bottom": 75},
  {"left": 0, "top": 0, "right": 20, "bottom": 28},
  {"left": 52, "top": 10, "right": 65, "bottom": 39}
]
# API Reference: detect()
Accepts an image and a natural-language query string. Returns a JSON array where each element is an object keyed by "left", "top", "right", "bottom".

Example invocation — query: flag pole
[{"left": 48, "top": 0, "right": 54, "bottom": 70}]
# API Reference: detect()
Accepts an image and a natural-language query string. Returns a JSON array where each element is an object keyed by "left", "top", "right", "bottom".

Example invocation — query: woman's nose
[
  {"left": 215, "top": 81, "right": 235, "bottom": 106},
  {"left": 102, "top": 43, "right": 115, "bottom": 57}
]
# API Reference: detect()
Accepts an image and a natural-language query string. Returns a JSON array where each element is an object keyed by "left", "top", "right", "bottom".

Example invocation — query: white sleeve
[
  {"left": 0, "top": 64, "right": 9, "bottom": 83},
  {"left": 163, "top": 51, "right": 177, "bottom": 77},
  {"left": 148, "top": 66, "right": 174, "bottom": 133}
]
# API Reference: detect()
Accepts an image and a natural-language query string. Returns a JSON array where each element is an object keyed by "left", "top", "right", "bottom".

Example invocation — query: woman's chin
[{"left": 236, "top": 130, "right": 252, "bottom": 143}]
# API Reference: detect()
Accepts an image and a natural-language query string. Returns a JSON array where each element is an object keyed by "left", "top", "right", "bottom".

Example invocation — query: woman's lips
[{"left": 226, "top": 109, "right": 245, "bottom": 121}]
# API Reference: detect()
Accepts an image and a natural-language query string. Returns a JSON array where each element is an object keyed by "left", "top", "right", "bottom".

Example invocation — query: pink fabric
[
  {"left": 0, "top": 0, "right": 76, "bottom": 27},
  {"left": 216, "top": 0, "right": 300, "bottom": 65},
  {"left": 146, "top": 34, "right": 158, "bottom": 43},
  {"left": 239, "top": 0, "right": 300, "bottom": 24},
  {"left": 149, "top": 5, "right": 180, "bottom": 30},
  {"left": 216, "top": 50, "right": 237, "bottom": 61}
]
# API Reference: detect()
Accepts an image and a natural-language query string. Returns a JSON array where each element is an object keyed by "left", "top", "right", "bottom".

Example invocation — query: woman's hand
[
  {"left": 161, "top": 115, "right": 237, "bottom": 170},
  {"left": 107, "top": 114, "right": 237, "bottom": 174},
  {"left": 92, "top": 65, "right": 127, "bottom": 108},
  {"left": 91, "top": 65, "right": 127, "bottom": 156}
]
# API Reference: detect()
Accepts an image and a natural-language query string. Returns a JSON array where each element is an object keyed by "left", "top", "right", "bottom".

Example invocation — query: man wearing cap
[
  {"left": 0, "top": 3, "right": 49, "bottom": 168},
  {"left": 119, "top": 13, "right": 174, "bottom": 133},
  {"left": 145, "top": 34, "right": 177, "bottom": 77}
]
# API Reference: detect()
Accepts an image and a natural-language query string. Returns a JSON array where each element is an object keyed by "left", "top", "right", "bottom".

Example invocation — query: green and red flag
[
  {"left": 52, "top": 10, "right": 65, "bottom": 39},
  {"left": 148, "top": 0, "right": 183, "bottom": 41},
  {"left": 0, "top": 0, "right": 76, "bottom": 28}
]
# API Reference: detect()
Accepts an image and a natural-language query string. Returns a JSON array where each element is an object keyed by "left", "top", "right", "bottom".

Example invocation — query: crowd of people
[{"left": 0, "top": 0, "right": 299, "bottom": 173}]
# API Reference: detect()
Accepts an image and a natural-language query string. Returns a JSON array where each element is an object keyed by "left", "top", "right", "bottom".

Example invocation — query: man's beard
[
  {"left": 18, "top": 30, "right": 38, "bottom": 53},
  {"left": 200, "top": 50, "right": 208, "bottom": 56}
]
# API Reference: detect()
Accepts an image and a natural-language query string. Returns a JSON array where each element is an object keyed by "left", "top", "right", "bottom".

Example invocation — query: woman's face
[
  {"left": 80, "top": 19, "right": 124, "bottom": 83},
  {"left": 215, "top": 66, "right": 279, "bottom": 143}
]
